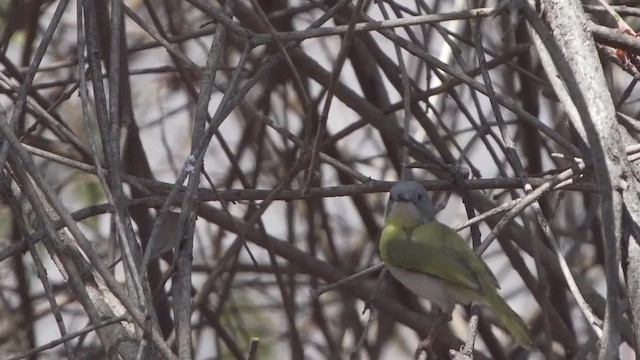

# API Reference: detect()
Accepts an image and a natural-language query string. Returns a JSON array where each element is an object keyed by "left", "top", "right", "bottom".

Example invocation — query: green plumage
[
  {"left": 381, "top": 221, "right": 499, "bottom": 291},
  {"left": 381, "top": 204, "right": 534, "bottom": 349}
]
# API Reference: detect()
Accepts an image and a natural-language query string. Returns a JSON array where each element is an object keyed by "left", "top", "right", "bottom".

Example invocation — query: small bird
[
  {"left": 146, "top": 211, "right": 184, "bottom": 259},
  {"left": 379, "top": 181, "right": 534, "bottom": 349},
  {"left": 109, "top": 211, "right": 183, "bottom": 269}
]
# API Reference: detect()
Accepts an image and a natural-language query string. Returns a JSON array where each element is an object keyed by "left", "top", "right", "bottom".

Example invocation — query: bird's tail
[{"left": 481, "top": 282, "right": 535, "bottom": 349}]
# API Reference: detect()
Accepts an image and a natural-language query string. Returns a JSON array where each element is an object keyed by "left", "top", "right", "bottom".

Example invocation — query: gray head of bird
[{"left": 385, "top": 181, "right": 434, "bottom": 224}]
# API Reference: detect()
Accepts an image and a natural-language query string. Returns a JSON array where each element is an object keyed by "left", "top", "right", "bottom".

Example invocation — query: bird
[
  {"left": 379, "top": 181, "right": 534, "bottom": 349},
  {"left": 109, "top": 211, "right": 184, "bottom": 269},
  {"left": 146, "top": 211, "right": 184, "bottom": 260}
]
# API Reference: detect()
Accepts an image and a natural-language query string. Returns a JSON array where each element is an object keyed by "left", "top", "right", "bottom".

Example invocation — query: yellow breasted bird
[{"left": 379, "top": 181, "right": 534, "bottom": 349}]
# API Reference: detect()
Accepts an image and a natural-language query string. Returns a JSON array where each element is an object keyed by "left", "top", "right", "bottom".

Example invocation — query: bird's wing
[{"left": 381, "top": 221, "right": 499, "bottom": 291}]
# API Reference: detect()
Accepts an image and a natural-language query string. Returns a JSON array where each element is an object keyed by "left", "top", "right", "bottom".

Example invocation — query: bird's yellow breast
[{"left": 379, "top": 222, "right": 412, "bottom": 264}]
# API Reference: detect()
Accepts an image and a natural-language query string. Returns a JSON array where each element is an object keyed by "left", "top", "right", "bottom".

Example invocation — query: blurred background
[{"left": 0, "top": 0, "right": 638, "bottom": 359}]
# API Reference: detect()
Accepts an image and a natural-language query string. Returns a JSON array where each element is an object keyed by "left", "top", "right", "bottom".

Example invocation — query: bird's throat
[{"left": 385, "top": 201, "right": 424, "bottom": 227}]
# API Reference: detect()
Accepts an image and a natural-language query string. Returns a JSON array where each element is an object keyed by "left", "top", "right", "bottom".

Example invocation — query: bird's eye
[{"left": 417, "top": 194, "right": 422, "bottom": 200}]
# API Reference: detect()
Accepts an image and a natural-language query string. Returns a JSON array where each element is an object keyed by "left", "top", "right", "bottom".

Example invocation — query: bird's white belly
[{"left": 386, "top": 264, "right": 480, "bottom": 315}]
